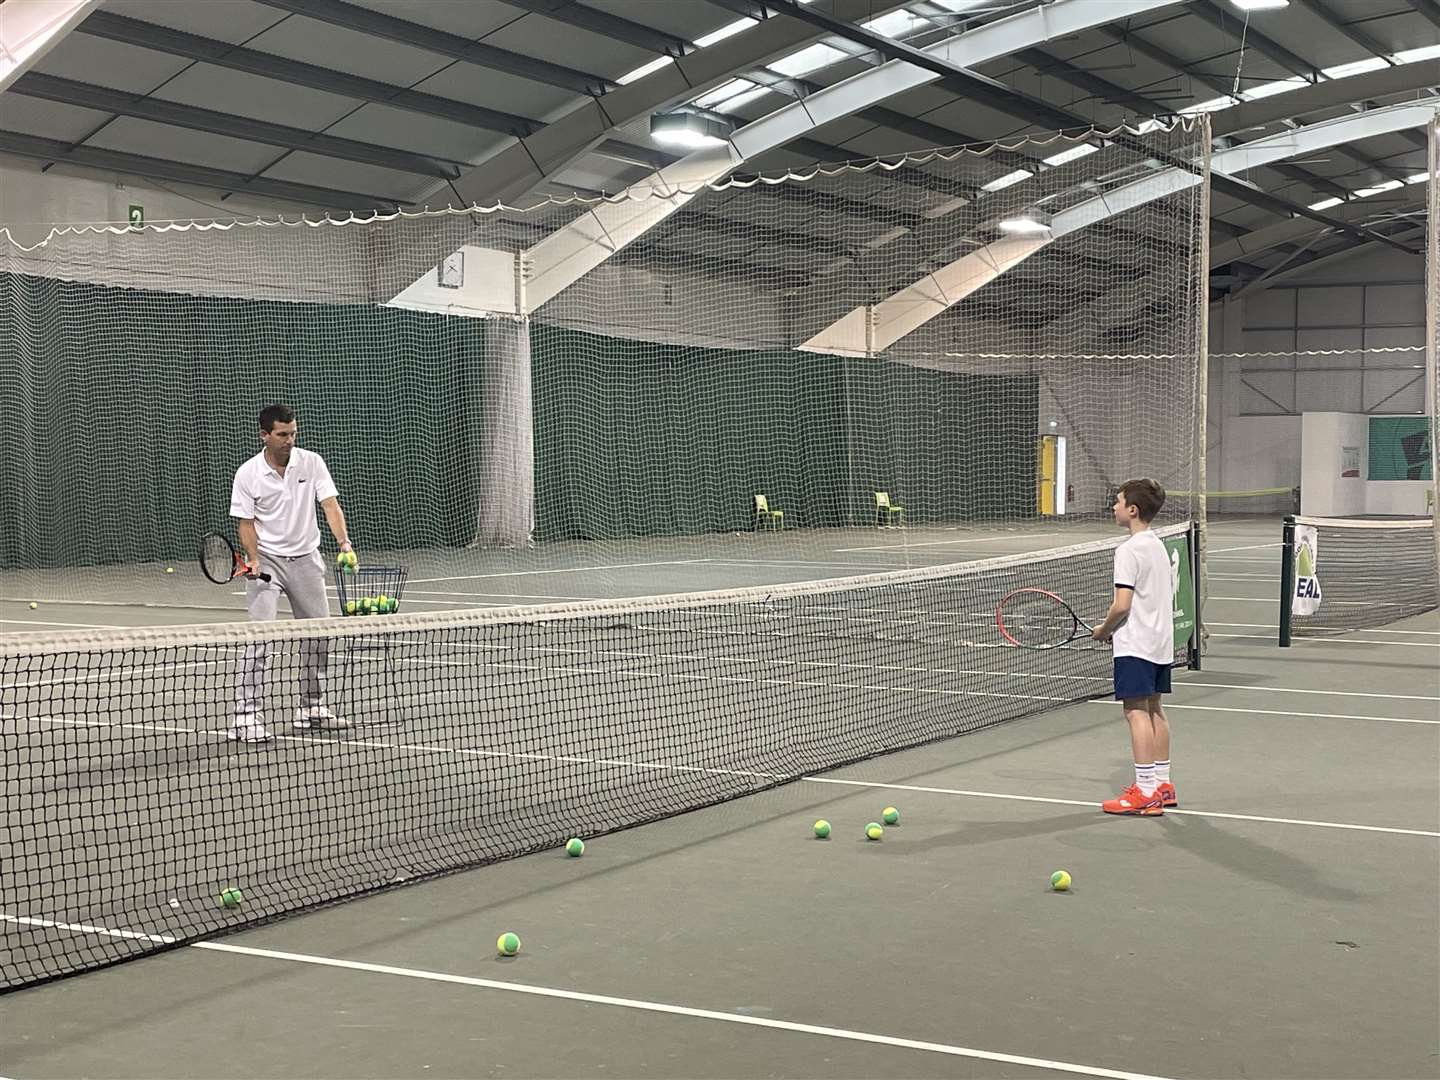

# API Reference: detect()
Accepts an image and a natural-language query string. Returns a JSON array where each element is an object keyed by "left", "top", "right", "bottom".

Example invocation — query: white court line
[
  {"left": 406, "top": 560, "right": 708, "bottom": 585},
  {"left": 0, "top": 913, "right": 176, "bottom": 944},
  {"left": 1179, "top": 680, "right": 1440, "bottom": 702},
  {"left": 1089, "top": 701, "right": 1438, "bottom": 726},
  {"left": 1, "top": 617, "right": 127, "bottom": 630},
  {"left": 176, "top": 942, "right": 1176, "bottom": 1080},
  {"left": 802, "top": 777, "right": 1440, "bottom": 838},
  {"left": 834, "top": 532, "right": 1069, "bottom": 552},
  {"left": 1208, "top": 620, "right": 1440, "bottom": 640},
  {"left": 1206, "top": 542, "right": 1282, "bottom": 553}
]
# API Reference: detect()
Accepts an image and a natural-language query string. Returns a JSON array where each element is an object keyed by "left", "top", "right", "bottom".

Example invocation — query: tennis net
[
  {"left": 1280, "top": 515, "right": 1439, "bottom": 642},
  {"left": 1, "top": 523, "right": 1198, "bottom": 991}
]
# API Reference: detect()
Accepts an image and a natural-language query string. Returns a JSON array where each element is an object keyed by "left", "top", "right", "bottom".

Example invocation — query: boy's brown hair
[{"left": 1118, "top": 478, "right": 1166, "bottom": 522}]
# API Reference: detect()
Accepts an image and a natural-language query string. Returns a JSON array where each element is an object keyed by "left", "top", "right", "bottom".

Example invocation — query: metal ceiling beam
[
  {"left": 1209, "top": 59, "right": 1440, "bottom": 135},
  {"left": 1211, "top": 188, "right": 1426, "bottom": 263},
  {"left": 1292, "top": 0, "right": 1395, "bottom": 63},
  {"left": 8, "top": 72, "right": 461, "bottom": 179},
  {"left": 1241, "top": 223, "right": 1425, "bottom": 292},
  {"left": 0, "top": 0, "right": 100, "bottom": 93},
  {"left": 0, "top": 129, "right": 399, "bottom": 208},
  {"left": 252, "top": 0, "right": 612, "bottom": 96},
  {"left": 77, "top": 10, "right": 540, "bottom": 137},
  {"left": 498, "top": 0, "right": 689, "bottom": 57},
  {"left": 1192, "top": 0, "right": 1320, "bottom": 78},
  {"left": 1409, "top": 0, "right": 1440, "bottom": 31}
]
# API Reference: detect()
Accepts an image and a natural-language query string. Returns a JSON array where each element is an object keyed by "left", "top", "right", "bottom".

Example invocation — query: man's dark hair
[
  {"left": 258, "top": 404, "right": 296, "bottom": 432},
  {"left": 1118, "top": 478, "right": 1166, "bottom": 522}
]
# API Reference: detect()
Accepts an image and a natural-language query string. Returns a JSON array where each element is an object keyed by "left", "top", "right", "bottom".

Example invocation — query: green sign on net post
[{"left": 1164, "top": 532, "right": 1196, "bottom": 654}]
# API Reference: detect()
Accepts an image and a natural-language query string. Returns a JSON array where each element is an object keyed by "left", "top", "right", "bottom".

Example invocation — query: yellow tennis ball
[
  {"left": 345, "top": 600, "right": 357, "bottom": 615},
  {"left": 29, "top": 602, "right": 38, "bottom": 610},
  {"left": 865, "top": 822, "right": 883, "bottom": 841},
  {"left": 1051, "top": 870, "right": 1072, "bottom": 892},
  {"left": 220, "top": 887, "right": 244, "bottom": 908},
  {"left": 165, "top": 566, "right": 175, "bottom": 574},
  {"left": 882, "top": 806, "right": 899, "bottom": 825},
  {"left": 813, "top": 820, "right": 831, "bottom": 839},
  {"left": 497, "top": 932, "right": 521, "bottom": 956}
]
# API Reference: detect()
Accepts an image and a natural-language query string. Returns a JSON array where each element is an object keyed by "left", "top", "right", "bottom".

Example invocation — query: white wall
[{"left": 1300, "top": 412, "right": 1368, "bottom": 516}]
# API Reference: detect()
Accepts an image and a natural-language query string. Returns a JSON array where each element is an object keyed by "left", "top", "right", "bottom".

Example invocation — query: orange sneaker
[
  {"left": 1102, "top": 784, "right": 1164, "bottom": 816},
  {"left": 1156, "top": 781, "right": 1178, "bottom": 808}
]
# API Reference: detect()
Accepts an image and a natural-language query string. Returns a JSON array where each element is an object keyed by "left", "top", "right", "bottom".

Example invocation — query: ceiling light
[
  {"left": 1043, "top": 143, "right": 1099, "bottom": 167},
  {"left": 998, "top": 208, "right": 1052, "bottom": 235},
  {"left": 1307, "top": 197, "right": 1343, "bottom": 211},
  {"left": 618, "top": 56, "right": 673, "bottom": 86},
  {"left": 650, "top": 112, "right": 733, "bottom": 149},
  {"left": 982, "top": 169, "right": 1033, "bottom": 192},
  {"left": 1229, "top": 0, "right": 1288, "bottom": 10}
]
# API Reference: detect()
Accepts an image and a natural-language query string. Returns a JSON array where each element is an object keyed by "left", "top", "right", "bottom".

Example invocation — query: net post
[
  {"left": 1279, "top": 515, "right": 1296, "bottom": 648},
  {"left": 1187, "top": 519, "right": 1203, "bottom": 671},
  {"left": 1194, "top": 115, "right": 1212, "bottom": 655},
  {"left": 1427, "top": 110, "right": 1439, "bottom": 584}
]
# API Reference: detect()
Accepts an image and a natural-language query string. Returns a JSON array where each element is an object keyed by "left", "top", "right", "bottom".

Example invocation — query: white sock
[
  {"left": 1134, "top": 763, "right": 1157, "bottom": 796},
  {"left": 1155, "top": 760, "right": 1171, "bottom": 784}
]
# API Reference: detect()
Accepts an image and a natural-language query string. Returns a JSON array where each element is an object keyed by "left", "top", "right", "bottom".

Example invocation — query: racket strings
[
  {"left": 998, "top": 592, "right": 1080, "bottom": 648},
  {"left": 201, "top": 534, "right": 237, "bottom": 583}
]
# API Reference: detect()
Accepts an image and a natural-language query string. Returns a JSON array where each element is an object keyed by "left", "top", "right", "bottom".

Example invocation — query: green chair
[
  {"left": 875, "top": 491, "right": 906, "bottom": 528},
  {"left": 754, "top": 494, "right": 784, "bottom": 531}
]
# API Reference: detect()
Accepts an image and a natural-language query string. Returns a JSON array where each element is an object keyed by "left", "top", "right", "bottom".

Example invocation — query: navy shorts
[{"left": 1113, "top": 657, "right": 1172, "bottom": 701}]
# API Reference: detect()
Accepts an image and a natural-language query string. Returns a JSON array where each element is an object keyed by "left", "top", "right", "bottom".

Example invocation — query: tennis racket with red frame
[
  {"left": 200, "top": 531, "right": 271, "bottom": 584},
  {"left": 996, "top": 587, "right": 1105, "bottom": 650}
]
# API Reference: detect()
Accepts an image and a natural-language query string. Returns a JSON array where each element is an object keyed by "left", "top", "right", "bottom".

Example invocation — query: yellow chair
[
  {"left": 875, "top": 491, "right": 906, "bottom": 528},
  {"left": 754, "top": 494, "right": 784, "bottom": 531}
]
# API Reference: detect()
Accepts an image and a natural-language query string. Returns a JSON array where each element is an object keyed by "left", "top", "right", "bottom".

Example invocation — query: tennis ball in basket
[
  {"left": 865, "top": 822, "right": 883, "bottom": 841},
  {"left": 566, "top": 837, "right": 585, "bottom": 857},
  {"left": 813, "top": 819, "right": 831, "bottom": 839},
  {"left": 882, "top": 806, "right": 899, "bottom": 825},
  {"left": 345, "top": 600, "right": 357, "bottom": 615},
  {"left": 360, "top": 597, "right": 373, "bottom": 613},
  {"left": 1050, "top": 870, "right": 1072, "bottom": 892},
  {"left": 497, "top": 932, "right": 521, "bottom": 957},
  {"left": 220, "top": 887, "right": 244, "bottom": 908}
]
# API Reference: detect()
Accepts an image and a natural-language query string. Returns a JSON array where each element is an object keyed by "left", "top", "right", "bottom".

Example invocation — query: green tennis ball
[
  {"left": 865, "top": 822, "right": 883, "bottom": 841},
  {"left": 29, "top": 602, "right": 38, "bottom": 610},
  {"left": 165, "top": 566, "right": 175, "bottom": 574},
  {"left": 345, "top": 600, "right": 357, "bottom": 615},
  {"left": 497, "top": 932, "right": 521, "bottom": 956},
  {"left": 882, "top": 806, "right": 899, "bottom": 825},
  {"left": 813, "top": 819, "right": 831, "bottom": 839},
  {"left": 566, "top": 837, "right": 584, "bottom": 857},
  {"left": 360, "top": 598, "right": 373, "bottom": 613},
  {"left": 1051, "top": 870, "right": 1072, "bottom": 892},
  {"left": 220, "top": 887, "right": 243, "bottom": 908}
]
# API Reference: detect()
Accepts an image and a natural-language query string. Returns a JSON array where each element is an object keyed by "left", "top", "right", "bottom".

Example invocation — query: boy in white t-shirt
[{"left": 1089, "top": 478, "right": 1176, "bottom": 817}]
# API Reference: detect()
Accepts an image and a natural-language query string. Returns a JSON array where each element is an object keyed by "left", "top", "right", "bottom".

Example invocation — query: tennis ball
[
  {"left": 220, "top": 887, "right": 243, "bottom": 908},
  {"left": 28, "top": 602, "right": 38, "bottom": 610},
  {"left": 1051, "top": 870, "right": 1072, "bottom": 892},
  {"left": 882, "top": 806, "right": 899, "bottom": 825},
  {"left": 345, "top": 600, "right": 357, "bottom": 615},
  {"left": 566, "top": 837, "right": 584, "bottom": 857},
  {"left": 360, "top": 597, "right": 373, "bottom": 613},
  {"left": 165, "top": 566, "right": 175, "bottom": 574},
  {"left": 813, "top": 819, "right": 831, "bottom": 839},
  {"left": 865, "top": 822, "right": 883, "bottom": 841},
  {"left": 497, "top": 932, "right": 521, "bottom": 956}
]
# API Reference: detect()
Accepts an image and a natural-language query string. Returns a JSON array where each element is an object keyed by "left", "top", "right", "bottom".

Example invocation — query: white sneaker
[
  {"left": 228, "top": 716, "right": 272, "bottom": 743},
  {"left": 294, "top": 705, "right": 349, "bottom": 731}
]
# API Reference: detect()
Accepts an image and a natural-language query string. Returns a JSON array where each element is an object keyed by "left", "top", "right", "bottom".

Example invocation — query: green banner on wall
[{"left": 1368, "top": 416, "right": 1433, "bottom": 480}]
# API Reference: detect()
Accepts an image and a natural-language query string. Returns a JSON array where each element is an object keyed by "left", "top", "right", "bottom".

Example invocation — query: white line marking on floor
[
  {"left": 1179, "top": 680, "right": 1440, "bottom": 702},
  {"left": 1206, "top": 542, "right": 1282, "bottom": 553},
  {"left": 189, "top": 941, "right": 1178, "bottom": 1080},
  {"left": 1109, "top": 701, "right": 1438, "bottom": 726},
  {"left": 405, "top": 560, "right": 708, "bottom": 584},
  {"left": 802, "top": 778, "right": 1440, "bottom": 838},
  {"left": 834, "top": 532, "right": 1069, "bottom": 552},
  {"left": 0, "top": 913, "right": 176, "bottom": 944},
  {"left": 1209, "top": 621, "right": 1440, "bottom": 636}
]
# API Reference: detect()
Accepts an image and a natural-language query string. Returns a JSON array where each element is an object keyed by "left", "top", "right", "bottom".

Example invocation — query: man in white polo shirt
[{"left": 229, "top": 403, "right": 354, "bottom": 743}]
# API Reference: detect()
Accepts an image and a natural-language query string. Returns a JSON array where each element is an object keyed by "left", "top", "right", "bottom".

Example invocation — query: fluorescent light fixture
[
  {"left": 1307, "top": 197, "right": 1343, "bottom": 211},
  {"left": 929, "top": 0, "right": 989, "bottom": 10},
  {"left": 695, "top": 78, "right": 758, "bottom": 109},
  {"left": 1322, "top": 58, "right": 1387, "bottom": 79},
  {"left": 1229, "top": 0, "right": 1288, "bottom": 10},
  {"left": 997, "top": 208, "right": 1052, "bottom": 235},
  {"left": 770, "top": 42, "right": 847, "bottom": 77},
  {"left": 982, "top": 169, "right": 1032, "bottom": 192},
  {"left": 1395, "top": 44, "right": 1440, "bottom": 63},
  {"left": 1242, "top": 77, "right": 1306, "bottom": 101},
  {"left": 617, "top": 56, "right": 673, "bottom": 85},
  {"left": 1404, "top": 172, "right": 1429, "bottom": 185},
  {"left": 1043, "top": 143, "right": 1099, "bottom": 167},
  {"left": 1355, "top": 179, "right": 1403, "bottom": 197},
  {"left": 713, "top": 86, "right": 771, "bottom": 114},
  {"left": 1180, "top": 96, "right": 1235, "bottom": 115},
  {"left": 694, "top": 18, "right": 756, "bottom": 48},
  {"left": 650, "top": 112, "right": 733, "bottom": 149},
  {"left": 862, "top": 10, "right": 930, "bottom": 37}
]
